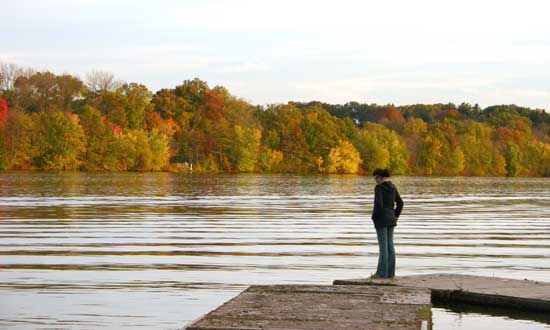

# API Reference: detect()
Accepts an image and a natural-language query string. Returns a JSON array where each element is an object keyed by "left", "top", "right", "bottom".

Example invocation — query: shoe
[{"left": 369, "top": 273, "right": 385, "bottom": 279}]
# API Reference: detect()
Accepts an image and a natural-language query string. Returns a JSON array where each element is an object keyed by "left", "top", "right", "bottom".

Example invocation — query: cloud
[
  {"left": 1, "top": 0, "right": 550, "bottom": 110},
  {"left": 218, "top": 62, "right": 268, "bottom": 73}
]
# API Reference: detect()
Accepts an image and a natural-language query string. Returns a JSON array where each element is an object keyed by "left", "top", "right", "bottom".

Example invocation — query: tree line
[{"left": 0, "top": 62, "right": 549, "bottom": 176}]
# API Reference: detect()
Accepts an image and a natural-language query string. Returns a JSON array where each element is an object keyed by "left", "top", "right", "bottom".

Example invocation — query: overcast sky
[{"left": 2, "top": 0, "right": 550, "bottom": 109}]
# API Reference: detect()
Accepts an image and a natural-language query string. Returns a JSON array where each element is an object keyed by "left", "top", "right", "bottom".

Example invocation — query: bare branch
[
  {"left": 85, "top": 70, "right": 124, "bottom": 92},
  {"left": 0, "top": 62, "right": 34, "bottom": 91}
]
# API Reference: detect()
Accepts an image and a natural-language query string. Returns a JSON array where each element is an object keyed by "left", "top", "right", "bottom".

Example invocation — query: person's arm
[
  {"left": 373, "top": 185, "right": 383, "bottom": 217},
  {"left": 395, "top": 189, "right": 404, "bottom": 218}
]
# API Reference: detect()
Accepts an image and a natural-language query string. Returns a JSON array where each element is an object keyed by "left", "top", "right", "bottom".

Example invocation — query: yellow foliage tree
[
  {"left": 323, "top": 140, "right": 362, "bottom": 174},
  {"left": 232, "top": 125, "right": 261, "bottom": 172},
  {"left": 258, "top": 146, "right": 283, "bottom": 172}
]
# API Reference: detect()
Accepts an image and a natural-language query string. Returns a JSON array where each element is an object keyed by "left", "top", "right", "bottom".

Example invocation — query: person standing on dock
[{"left": 370, "top": 168, "right": 404, "bottom": 279}]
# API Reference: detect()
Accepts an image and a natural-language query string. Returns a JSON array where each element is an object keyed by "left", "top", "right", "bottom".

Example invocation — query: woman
[{"left": 370, "top": 168, "right": 403, "bottom": 279}]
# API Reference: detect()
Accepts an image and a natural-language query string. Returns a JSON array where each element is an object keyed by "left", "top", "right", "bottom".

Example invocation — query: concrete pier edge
[
  {"left": 183, "top": 274, "right": 550, "bottom": 329},
  {"left": 333, "top": 273, "right": 550, "bottom": 313},
  {"left": 183, "top": 284, "right": 432, "bottom": 330}
]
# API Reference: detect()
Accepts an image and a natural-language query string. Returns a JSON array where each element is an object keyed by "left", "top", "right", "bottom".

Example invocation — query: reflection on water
[
  {"left": 0, "top": 172, "right": 549, "bottom": 329},
  {"left": 433, "top": 301, "right": 550, "bottom": 329},
  {"left": 433, "top": 301, "right": 550, "bottom": 330}
]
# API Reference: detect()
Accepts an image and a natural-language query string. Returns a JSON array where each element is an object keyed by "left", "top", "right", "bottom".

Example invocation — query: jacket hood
[{"left": 379, "top": 180, "right": 396, "bottom": 192}]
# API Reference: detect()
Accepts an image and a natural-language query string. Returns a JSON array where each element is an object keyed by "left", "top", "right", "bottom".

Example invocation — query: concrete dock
[
  {"left": 184, "top": 285, "right": 432, "bottom": 330},
  {"left": 333, "top": 273, "right": 550, "bottom": 313}
]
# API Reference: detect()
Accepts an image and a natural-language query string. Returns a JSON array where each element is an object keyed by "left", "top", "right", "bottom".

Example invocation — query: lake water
[{"left": 0, "top": 172, "right": 549, "bottom": 329}]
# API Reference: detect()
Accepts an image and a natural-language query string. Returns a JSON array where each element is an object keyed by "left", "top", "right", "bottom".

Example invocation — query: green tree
[
  {"left": 131, "top": 129, "right": 153, "bottom": 171},
  {"left": 504, "top": 142, "right": 522, "bottom": 176},
  {"left": 33, "top": 112, "right": 86, "bottom": 170},
  {"left": 175, "top": 78, "right": 209, "bottom": 108},
  {"left": 76, "top": 105, "right": 115, "bottom": 170},
  {"left": 119, "top": 83, "right": 152, "bottom": 129},
  {"left": 108, "top": 133, "right": 136, "bottom": 171},
  {"left": 96, "top": 91, "right": 128, "bottom": 128},
  {"left": 267, "top": 104, "right": 314, "bottom": 172},
  {"left": 231, "top": 125, "right": 261, "bottom": 172},
  {"left": 149, "top": 129, "right": 170, "bottom": 171}
]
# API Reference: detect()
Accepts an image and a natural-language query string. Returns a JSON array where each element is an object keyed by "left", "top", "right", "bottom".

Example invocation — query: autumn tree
[
  {"left": 266, "top": 104, "right": 313, "bottom": 172},
  {"left": 356, "top": 123, "right": 408, "bottom": 174},
  {"left": 1, "top": 64, "right": 550, "bottom": 176},
  {"left": 119, "top": 83, "right": 152, "bottom": 129},
  {"left": 149, "top": 129, "right": 170, "bottom": 171},
  {"left": 13, "top": 72, "right": 84, "bottom": 113},
  {"left": 323, "top": 140, "right": 362, "bottom": 174},
  {"left": 402, "top": 117, "right": 427, "bottom": 173},
  {"left": 457, "top": 121, "right": 506, "bottom": 176},
  {"left": 0, "top": 97, "right": 8, "bottom": 168},
  {"left": 416, "top": 134, "right": 442, "bottom": 175},
  {"left": 75, "top": 105, "right": 116, "bottom": 170},
  {"left": 374, "top": 105, "right": 405, "bottom": 132},
  {"left": 231, "top": 125, "right": 261, "bottom": 172},
  {"left": 32, "top": 112, "right": 86, "bottom": 170},
  {"left": 258, "top": 147, "right": 283, "bottom": 172},
  {"left": 95, "top": 91, "right": 128, "bottom": 128},
  {"left": 422, "top": 121, "right": 465, "bottom": 176},
  {"left": 524, "top": 141, "right": 550, "bottom": 176},
  {"left": 504, "top": 142, "right": 523, "bottom": 177},
  {"left": 2, "top": 108, "right": 34, "bottom": 169}
]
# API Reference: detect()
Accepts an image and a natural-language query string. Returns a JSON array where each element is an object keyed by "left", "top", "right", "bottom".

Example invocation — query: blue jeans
[{"left": 375, "top": 226, "right": 395, "bottom": 277}]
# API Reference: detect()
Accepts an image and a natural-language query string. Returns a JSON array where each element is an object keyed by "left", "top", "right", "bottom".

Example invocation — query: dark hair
[{"left": 372, "top": 168, "right": 391, "bottom": 178}]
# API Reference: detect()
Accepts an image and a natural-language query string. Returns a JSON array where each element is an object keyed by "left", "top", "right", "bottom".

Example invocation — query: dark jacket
[{"left": 371, "top": 180, "right": 404, "bottom": 228}]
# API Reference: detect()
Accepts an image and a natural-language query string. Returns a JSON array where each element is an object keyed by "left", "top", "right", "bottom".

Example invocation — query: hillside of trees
[{"left": 1, "top": 62, "right": 549, "bottom": 176}]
